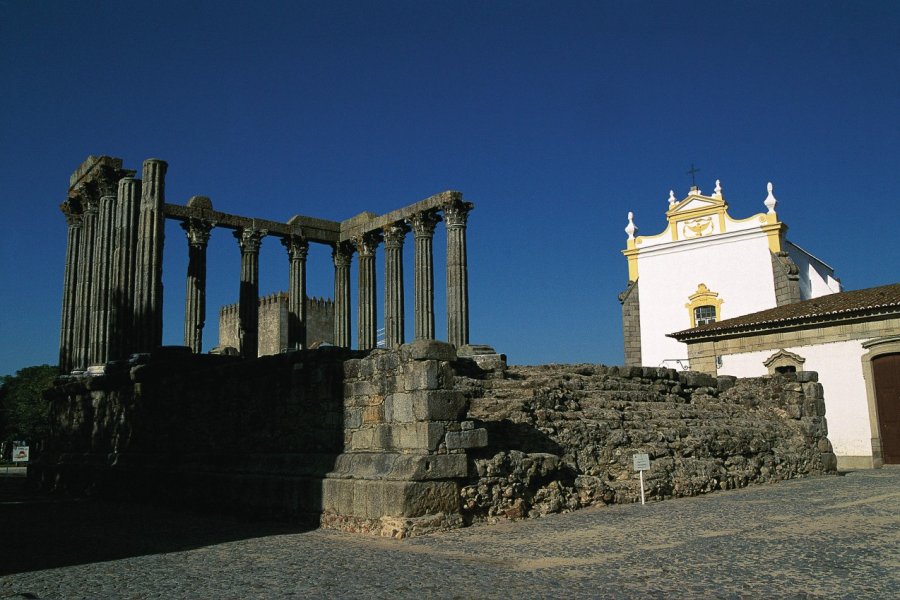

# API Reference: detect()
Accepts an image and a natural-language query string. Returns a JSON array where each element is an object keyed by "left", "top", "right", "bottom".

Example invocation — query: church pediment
[
  {"left": 624, "top": 179, "right": 783, "bottom": 252},
  {"left": 667, "top": 194, "right": 727, "bottom": 221}
]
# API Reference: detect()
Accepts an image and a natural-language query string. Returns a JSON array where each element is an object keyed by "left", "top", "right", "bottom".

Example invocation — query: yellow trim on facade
[
  {"left": 622, "top": 247, "right": 639, "bottom": 280},
  {"left": 760, "top": 222, "right": 784, "bottom": 253},
  {"left": 685, "top": 283, "right": 724, "bottom": 328}
]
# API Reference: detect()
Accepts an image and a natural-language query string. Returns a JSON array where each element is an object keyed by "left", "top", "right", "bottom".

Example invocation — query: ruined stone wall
[
  {"left": 458, "top": 364, "right": 835, "bottom": 523},
  {"left": 35, "top": 341, "right": 484, "bottom": 537},
  {"left": 34, "top": 349, "right": 834, "bottom": 536}
]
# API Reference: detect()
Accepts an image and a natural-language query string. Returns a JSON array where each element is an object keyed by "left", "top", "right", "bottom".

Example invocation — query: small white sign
[
  {"left": 632, "top": 453, "right": 650, "bottom": 471},
  {"left": 12, "top": 446, "right": 29, "bottom": 463}
]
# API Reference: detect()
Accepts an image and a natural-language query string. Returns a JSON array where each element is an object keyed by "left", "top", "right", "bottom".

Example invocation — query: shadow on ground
[{"left": 0, "top": 475, "right": 307, "bottom": 575}]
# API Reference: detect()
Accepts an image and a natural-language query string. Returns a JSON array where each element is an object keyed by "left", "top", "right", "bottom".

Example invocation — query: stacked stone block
[{"left": 328, "top": 340, "right": 486, "bottom": 536}]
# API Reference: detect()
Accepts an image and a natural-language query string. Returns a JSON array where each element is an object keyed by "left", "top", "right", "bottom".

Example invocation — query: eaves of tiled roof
[{"left": 668, "top": 282, "right": 900, "bottom": 341}]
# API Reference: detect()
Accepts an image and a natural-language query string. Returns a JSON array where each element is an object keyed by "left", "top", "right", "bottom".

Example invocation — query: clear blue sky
[{"left": 1, "top": 1, "right": 898, "bottom": 376}]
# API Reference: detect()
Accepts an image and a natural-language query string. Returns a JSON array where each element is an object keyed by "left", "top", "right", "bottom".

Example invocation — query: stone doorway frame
[{"left": 861, "top": 335, "right": 900, "bottom": 469}]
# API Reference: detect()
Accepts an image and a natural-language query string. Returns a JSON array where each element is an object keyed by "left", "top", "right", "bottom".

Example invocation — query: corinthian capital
[
  {"left": 409, "top": 210, "right": 442, "bottom": 237},
  {"left": 352, "top": 231, "right": 383, "bottom": 258},
  {"left": 282, "top": 235, "right": 309, "bottom": 261},
  {"left": 235, "top": 226, "right": 267, "bottom": 254},
  {"left": 442, "top": 200, "right": 474, "bottom": 228},
  {"left": 182, "top": 218, "right": 215, "bottom": 248},
  {"left": 383, "top": 221, "right": 410, "bottom": 249},
  {"left": 332, "top": 241, "right": 355, "bottom": 267}
]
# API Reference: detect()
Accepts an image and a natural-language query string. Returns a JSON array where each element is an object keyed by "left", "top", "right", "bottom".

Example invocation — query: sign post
[
  {"left": 12, "top": 446, "right": 29, "bottom": 464},
  {"left": 632, "top": 453, "right": 650, "bottom": 505}
]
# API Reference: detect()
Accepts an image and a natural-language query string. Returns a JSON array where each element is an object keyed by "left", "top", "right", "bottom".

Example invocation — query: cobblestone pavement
[{"left": 1, "top": 468, "right": 898, "bottom": 599}]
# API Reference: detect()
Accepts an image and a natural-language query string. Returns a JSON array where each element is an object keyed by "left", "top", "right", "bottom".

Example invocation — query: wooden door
[{"left": 873, "top": 353, "right": 900, "bottom": 464}]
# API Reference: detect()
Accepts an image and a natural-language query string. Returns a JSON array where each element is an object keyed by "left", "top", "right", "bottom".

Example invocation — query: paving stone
[{"left": 1, "top": 468, "right": 898, "bottom": 598}]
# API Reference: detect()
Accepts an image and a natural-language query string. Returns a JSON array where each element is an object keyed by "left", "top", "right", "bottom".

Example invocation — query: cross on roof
[{"left": 687, "top": 163, "right": 700, "bottom": 187}]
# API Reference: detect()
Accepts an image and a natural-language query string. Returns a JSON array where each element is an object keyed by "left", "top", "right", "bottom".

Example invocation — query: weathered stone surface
[
  {"left": 459, "top": 365, "right": 836, "bottom": 524},
  {"left": 401, "top": 339, "right": 457, "bottom": 362},
  {"left": 402, "top": 360, "right": 452, "bottom": 391},
  {"left": 446, "top": 428, "right": 488, "bottom": 450},
  {"left": 388, "top": 390, "right": 467, "bottom": 422}
]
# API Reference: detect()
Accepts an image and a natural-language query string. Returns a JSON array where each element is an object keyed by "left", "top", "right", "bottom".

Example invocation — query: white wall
[
  {"left": 787, "top": 243, "right": 842, "bottom": 299},
  {"left": 637, "top": 231, "right": 776, "bottom": 367},
  {"left": 719, "top": 340, "right": 872, "bottom": 458}
]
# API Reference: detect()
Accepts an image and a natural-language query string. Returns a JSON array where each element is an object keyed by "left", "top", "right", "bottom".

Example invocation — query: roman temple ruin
[{"left": 57, "top": 155, "right": 474, "bottom": 372}]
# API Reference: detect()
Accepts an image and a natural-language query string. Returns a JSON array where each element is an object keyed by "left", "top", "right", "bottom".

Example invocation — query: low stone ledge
[
  {"left": 328, "top": 453, "right": 468, "bottom": 481},
  {"left": 321, "top": 478, "right": 460, "bottom": 520}
]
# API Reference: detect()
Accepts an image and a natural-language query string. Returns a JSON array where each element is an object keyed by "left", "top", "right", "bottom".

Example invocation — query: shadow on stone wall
[{"left": 33, "top": 347, "right": 351, "bottom": 529}]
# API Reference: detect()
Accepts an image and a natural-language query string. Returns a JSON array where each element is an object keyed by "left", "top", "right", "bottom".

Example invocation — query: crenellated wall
[{"left": 219, "top": 294, "right": 335, "bottom": 355}]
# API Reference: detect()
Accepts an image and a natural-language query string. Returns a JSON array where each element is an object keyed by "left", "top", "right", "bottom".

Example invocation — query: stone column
[
  {"left": 182, "top": 218, "right": 214, "bottom": 353},
  {"left": 409, "top": 211, "right": 441, "bottom": 341},
  {"left": 58, "top": 203, "right": 82, "bottom": 373},
  {"left": 89, "top": 183, "right": 117, "bottom": 365},
  {"left": 235, "top": 227, "right": 266, "bottom": 358},
  {"left": 354, "top": 231, "right": 382, "bottom": 350},
  {"left": 282, "top": 235, "right": 309, "bottom": 350},
  {"left": 444, "top": 200, "right": 473, "bottom": 348},
  {"left": 111, "top": 177, "right": 141, "bottom": 359},
  {"left": 332, "top": 242, "right": 354, "bottom": 348},
  {"left": 134, "top": 159, "right": 168, "bottom": 353},
  {"left": 383, "top": 221, "right": 409, "bottom": 348},
  {"left": 73, "top": 188, "right": 97, "bottom": 370}
]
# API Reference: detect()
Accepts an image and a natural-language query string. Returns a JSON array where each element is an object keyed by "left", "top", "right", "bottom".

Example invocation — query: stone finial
[
  {"left": 713, "top": 179, "right": 723, "bottom": 198},
  {"left": 764, "top": 182, "right": 777, "bottom": 214},
  {"left": 625, "top": 212, "right": 637, "bottom": 240},
  {"left": 668, "top": 190, "right": 677, "bottom": 209}
]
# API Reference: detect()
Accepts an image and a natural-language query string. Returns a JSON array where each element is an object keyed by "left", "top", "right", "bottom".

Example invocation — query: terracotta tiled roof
[{"left": 669, "top": 282, "right": 900, "bottom": 340}]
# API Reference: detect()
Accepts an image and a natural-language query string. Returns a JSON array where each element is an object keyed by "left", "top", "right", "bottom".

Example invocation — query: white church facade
[{"left": 619, "top": 180, "right": 841, "bottom": 369}]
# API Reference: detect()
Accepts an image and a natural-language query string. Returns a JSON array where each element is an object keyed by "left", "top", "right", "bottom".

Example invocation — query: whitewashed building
[{"left": 619, "top": 180, "right": 841, "bottom": 369}]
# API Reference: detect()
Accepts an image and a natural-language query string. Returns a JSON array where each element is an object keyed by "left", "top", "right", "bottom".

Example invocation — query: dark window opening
[{"left": 694, "top": 305, "right": 716, "bottom": 325}]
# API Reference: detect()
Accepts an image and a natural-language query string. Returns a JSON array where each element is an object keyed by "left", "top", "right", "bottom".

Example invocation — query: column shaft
[
  {"left": 332, "top": 242, "right": 354, "bottom": 348},
  {"left": 73, "top": 195, "right": 97, "bottom": 370},
  {"left": 444, "top": 201, "right": 473, "bottom": 348},
  {"left": 282, "top": 235, "right": 309, "bottom": 349},
  {"left": 134, "top": 159, "right": 168, "bottom": 353},
  {"left": 383, "top": 222, "right": 409, "bottom": 348},
  {"left": 410, "top": 211, "right": 441, "bottom": 340},
  {"left": 236, "top": 227, "right": 265, "bottom": 358},
  {"left": 58, "top": 206, "right": 82, "bottom": 372},
  {"left": 183, "top": 219, "right": 213, "bottom": 353},
  {"left": 90, "top": 193, "right": 116, "bottom": 365},
  {"left": 354, "top": 232, "right": 382, "bottom": 350},
  {"left": 113, "top": 177, "right": 141, "bottom": 359}
]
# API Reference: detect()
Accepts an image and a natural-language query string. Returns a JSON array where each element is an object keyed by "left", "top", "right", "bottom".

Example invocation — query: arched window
[
  {"left": 763, "top": 349, "right": 805, "bottom": 375},
  {"left": 685, "top": 284, "right": 724, "bottom": 327}
]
